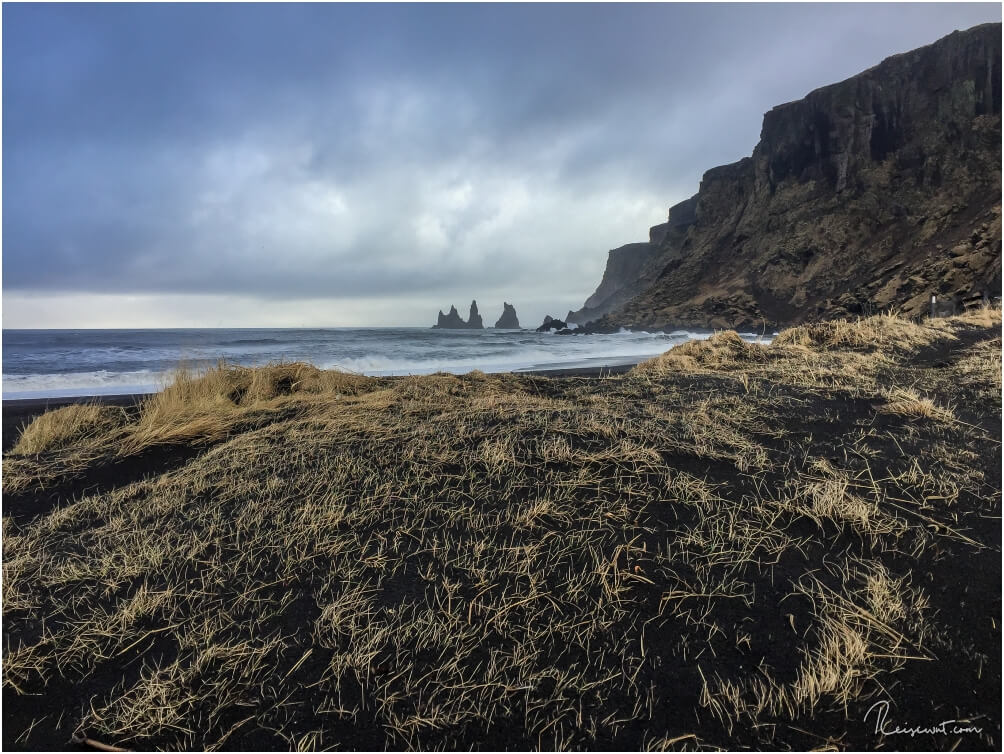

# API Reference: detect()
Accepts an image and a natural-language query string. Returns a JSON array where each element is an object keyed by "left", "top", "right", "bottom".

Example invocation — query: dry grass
[
  {"left": 123, "top": 361, "right": 376, "bottom": 451},
  {"left": 953, "top": 336, "right": 1003, "bottom": 395},
  {"left": 632, "top": 331, "right": 768, "bottom": 375},
  {"left": 2, "top": 307, "right": 1000, "bottom": 750},
  {"left": 770, "top": 309, "right": 954, "bottom": 353},
  {"left": 880, "top": 387, "right": 955, "bottom": 423},
  {"left": 12, "top": 403, "right": 127, "bottom": 455}
]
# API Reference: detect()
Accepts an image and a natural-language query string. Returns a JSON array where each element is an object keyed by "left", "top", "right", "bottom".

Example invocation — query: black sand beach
[{"left": 3, "top": 311, "right": 1001, "bottom": 751}]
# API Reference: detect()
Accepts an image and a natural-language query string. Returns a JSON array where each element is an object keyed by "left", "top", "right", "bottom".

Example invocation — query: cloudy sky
[{"left": 3, "top": 3, "right": 1000, "bottom": 328}]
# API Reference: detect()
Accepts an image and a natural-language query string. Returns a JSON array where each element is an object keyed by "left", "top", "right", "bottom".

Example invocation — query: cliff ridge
[{"left": 576, "top": 23, "right": 1002, "bottom": 330}]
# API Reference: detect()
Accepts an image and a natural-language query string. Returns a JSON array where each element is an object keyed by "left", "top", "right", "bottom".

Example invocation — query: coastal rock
[
  {"left": 467, "top": 300, "right": 484, "bottom": 329},
  {"left": 573, "top": 318, "right": 621, "bottom": 335},
  {"left": 494, "top": 302, "right": 520, "bottom": 329},
  {"left": 536, "top": 316, "right": 567, "bottom": 332},
  {"left": 573, "top": 23, "right": 1002, "bottom": 330},
  {"left": 433, "top": 301, "right": 485, "bottom": 329},
  {"left": 565, "top": 195, "right": 698, "bottom": 326},
  {"left": 435, "top": 305, "right": 465, "bottom": 329}
]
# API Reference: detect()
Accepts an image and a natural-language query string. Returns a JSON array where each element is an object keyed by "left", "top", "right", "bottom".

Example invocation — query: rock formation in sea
[
  {"left": 435, "top": 305, "right": 465, "bottom": 329},
  {"left": 494, "top": 303, "right": 521, "bottom": 329},
  {"left": 433, "top": 300, "right": 485, "bottom": 329},
  {"left": 570, "top": 23, "right": 1002, "bottom": 331},
  {"left": 536, "top": 316, "right": 568, "bottom": 333},
  {"left": 467, "top": 300, "right": 484, "bottom": 329}
]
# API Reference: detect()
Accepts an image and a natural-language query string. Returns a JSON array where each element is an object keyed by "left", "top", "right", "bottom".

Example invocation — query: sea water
[{"left": 1, "top": 327, "right": 768, "bottom": 399}]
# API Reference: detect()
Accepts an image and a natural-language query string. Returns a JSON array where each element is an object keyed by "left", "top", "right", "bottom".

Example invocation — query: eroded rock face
[
  {"left": 566, "top": 195, "right": 699, "bottom": 325},
  {"left": 494, "top": 303, "right": 520, "bottom": 329},
  {"left": 580, "top": 23, "right": 1002, "bottom": 330},
  {"left": 433, "top": 301, "right": 485, "bottom": 329}
]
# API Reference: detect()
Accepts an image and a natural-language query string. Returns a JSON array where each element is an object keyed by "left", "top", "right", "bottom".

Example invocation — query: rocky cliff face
[
  {"left": 566, "top": 196, "right": 698, "bottom": 324},
  {"left": 494, "top": 303, "right": 521, "bottom": 329},
  {"left": 580, "top": 23, "right": 1002, "bottom": 331}
]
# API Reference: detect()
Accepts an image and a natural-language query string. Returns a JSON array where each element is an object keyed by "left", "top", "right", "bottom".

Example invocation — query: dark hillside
[{"left": 574, "top": 23, "right": 1002, "bottom": 331}]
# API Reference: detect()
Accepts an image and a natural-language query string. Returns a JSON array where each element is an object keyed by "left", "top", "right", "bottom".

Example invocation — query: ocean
[{"left": 1, "top": 326, "right": 769, "bottom": 399}]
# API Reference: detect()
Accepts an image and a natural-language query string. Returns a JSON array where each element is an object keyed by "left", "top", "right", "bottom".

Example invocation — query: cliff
[
  {"left": 579, "top": 23, "right": 1002, "bottom": 331},
  {"left": 566, "top": 196, "right": 697, "bottom": 325}
]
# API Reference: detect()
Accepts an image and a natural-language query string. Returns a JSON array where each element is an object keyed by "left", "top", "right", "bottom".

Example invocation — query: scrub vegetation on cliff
[{"left": 2, "top": 308, "right": 1001, "bottom": 751}]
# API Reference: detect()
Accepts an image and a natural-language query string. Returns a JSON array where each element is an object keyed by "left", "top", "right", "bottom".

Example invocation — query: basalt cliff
[{"left": 571, "top": 23, "right": 1002, "bottom": 331}]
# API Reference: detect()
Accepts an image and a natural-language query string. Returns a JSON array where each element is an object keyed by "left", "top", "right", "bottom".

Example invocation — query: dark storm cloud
[{"left": 3, "top": 3, "right": 1001, "bottom": 320}]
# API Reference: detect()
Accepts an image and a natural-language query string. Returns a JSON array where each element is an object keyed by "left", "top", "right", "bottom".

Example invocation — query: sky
[{"left": 3, "top": 2, "right": 1001, "bottom": 329}]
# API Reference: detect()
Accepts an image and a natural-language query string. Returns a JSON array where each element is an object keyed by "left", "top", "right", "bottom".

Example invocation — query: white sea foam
[
  {"left": 321, "top": 331, "right": 718, "bottom": 376},
  {"left": 2, "top": 370, "right": 166, "bottom": 399}
]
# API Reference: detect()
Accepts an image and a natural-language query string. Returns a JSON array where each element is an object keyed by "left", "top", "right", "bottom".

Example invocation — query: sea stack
[
  {"left": 494, "top": 303, "right": 520, "bottom": 329},
  {"left": 435, "top": 305, "right": 467, "bottom": 328},
  {"left": 433, "top": 300, "right": 485, "bottom": 329},
  {"left": 467, "top": 300, "right": 484, "bottom": 329}
]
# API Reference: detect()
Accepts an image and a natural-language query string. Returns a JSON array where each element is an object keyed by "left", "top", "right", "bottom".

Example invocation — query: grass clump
[
  {"left": 127, "top": 361, "right": 376, "bottom": 450},
  {"left": 880, "top": 387, "right": 955, "bottom": 423},
  {"left": 633, "top": 330, "right": 768, "bottom": 375},
  {"left": 770, "top": 309, "right": 954, "bottom": 354},
  {"left": 13, "top": 404, "right": 127, "bottom": 455}
]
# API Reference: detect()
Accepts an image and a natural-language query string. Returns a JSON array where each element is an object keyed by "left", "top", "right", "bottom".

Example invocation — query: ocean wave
[
  {"left": 222, "top": 338, "right": 285, "bottom": 346},
  {"left": 321, "top": 334, "right": 695, "bottom": 376},
  {"left": 2, "top": 370, "right": 167, "bottom": 399}
]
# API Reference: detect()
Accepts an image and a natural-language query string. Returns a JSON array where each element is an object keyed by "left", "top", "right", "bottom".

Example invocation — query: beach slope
[{"left": 2, "top": 308, "right": 1000, "bottom": 750}]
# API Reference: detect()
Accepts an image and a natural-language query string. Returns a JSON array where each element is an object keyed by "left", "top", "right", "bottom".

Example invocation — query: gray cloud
[{"left": 3, "top": 3, "right": 1000, "bottom": 326}]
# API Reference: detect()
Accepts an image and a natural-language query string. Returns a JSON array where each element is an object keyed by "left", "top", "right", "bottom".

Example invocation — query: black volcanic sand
[{"left": 2, "top": 313, "right": 1001, "bottom": 752}]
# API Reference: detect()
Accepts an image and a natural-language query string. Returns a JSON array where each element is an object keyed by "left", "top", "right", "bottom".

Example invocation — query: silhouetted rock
[
  {"left": 435, "top": 306, "right": 465, "bottom": 328},
  {"left": 536, "top": 316, "right": 567, "bottom": 332},
  {"left": 467, "top": 300, "right": 484, "bottom": 329},
  {"left": 433, "top": 301, "right": 484, "bottom": 329},
  {"left": 494, "top": 302, "right": 520, "bottom": 329},
  {"left": 572, "top": 24, "right": 1002, "bottom": 330},
  {"left": 571, "top": 318, "right": 621, "bottom": 335}
]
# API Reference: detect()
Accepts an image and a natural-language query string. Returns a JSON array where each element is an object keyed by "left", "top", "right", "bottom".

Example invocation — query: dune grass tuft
[
  {"left": 770, "top": 309, "right": 955, "bottom": 353},
  {"left": 632, "top": 331, "right": 768, "bottom": 375},
  {"left": 12, "top": 403, "right": 127, "bottom": 456},
  {"left": 126, "top": 361, "right": 377, "bottom": 452}
]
